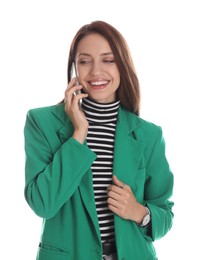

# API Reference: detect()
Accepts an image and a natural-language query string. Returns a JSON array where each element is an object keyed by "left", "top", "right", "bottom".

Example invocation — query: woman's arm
[{"left": 24, "top": 109, "right": 96, "bottom": 219}]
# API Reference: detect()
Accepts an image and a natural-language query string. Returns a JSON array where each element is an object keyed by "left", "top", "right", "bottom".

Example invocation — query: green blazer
[{"left": 24, "top": 103, "right": 174, "bottom": 260}]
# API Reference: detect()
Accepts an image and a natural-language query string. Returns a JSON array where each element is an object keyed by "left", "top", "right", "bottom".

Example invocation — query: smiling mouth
[{"left": 88, "top": 80, "right": 109, "bottom": 89}]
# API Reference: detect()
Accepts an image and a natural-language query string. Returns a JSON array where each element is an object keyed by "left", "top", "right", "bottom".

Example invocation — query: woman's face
[{"left": 75, "top": 33, "right": 120, "bottom": 103}]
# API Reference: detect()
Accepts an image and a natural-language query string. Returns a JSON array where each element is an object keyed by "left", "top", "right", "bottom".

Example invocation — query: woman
[{"left": 24, "top": 21, "right": 174, "bottom": 260}]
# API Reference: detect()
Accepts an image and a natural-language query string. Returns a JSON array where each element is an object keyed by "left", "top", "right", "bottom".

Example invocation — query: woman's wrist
[
  {"left": 72, "top": 129, "right": 87, "bottom": 144},
  {"left": 133, "top": 203, "right": 148, "bottom": 224}
]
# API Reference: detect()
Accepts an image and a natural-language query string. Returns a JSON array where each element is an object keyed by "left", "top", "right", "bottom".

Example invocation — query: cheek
[
  {"left": 113, "top": 67, "right": 120, "bottom": 83},
  {"left": 114, "top": 72, "right": 120, "bottom": 87},
  {"left": 77, "top": 66, "right": 89, "bottom": 78},
  {"left": 78, "top": 71, "right": 88, "bottom": 86},
  {"left": 77, "top": 71, "right": 85, "bottom": 80}
]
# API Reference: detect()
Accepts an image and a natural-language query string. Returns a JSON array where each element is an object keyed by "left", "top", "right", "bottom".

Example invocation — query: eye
[
  {"left": 79, "top": 60, "right": 91, "bottom": 64},
  {"left": 103, "top": 59, "right": 115, "bottom": 63}
]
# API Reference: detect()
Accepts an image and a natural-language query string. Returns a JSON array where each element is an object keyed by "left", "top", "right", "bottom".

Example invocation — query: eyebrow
[{"left": 78, "top": 52, "right": 114, "bottom": 57}]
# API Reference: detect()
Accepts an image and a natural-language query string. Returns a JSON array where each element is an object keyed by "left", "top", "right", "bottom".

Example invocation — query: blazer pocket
[{"left": 37, "top": 243, "right": 70, "bottom": 260}]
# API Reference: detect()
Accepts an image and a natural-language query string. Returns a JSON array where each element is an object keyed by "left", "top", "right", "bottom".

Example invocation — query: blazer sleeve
[
  {"left": 141, "top": 126, "right": 174, "bottom": 241},
  {"left": 24, "top": 109, "right": 96, "bottom": 219}
]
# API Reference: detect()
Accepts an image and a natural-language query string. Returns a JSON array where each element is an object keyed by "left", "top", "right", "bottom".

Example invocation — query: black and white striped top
[{"left": 82, "top": 97, "right": 120, "bottom": 243}]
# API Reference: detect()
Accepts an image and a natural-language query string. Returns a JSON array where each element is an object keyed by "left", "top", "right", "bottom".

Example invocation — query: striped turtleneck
[{"left": 82, "top": 97, "right": 120, "bottom": 243}]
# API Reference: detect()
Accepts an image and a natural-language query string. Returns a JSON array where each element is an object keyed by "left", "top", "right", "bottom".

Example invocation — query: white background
[{"left": 1, "top": 0, "right": 201, "bottom": 259}]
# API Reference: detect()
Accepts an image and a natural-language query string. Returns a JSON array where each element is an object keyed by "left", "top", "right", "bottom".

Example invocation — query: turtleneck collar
[{"left": 81, "top": 97, "right": 120, "bottom": 125}]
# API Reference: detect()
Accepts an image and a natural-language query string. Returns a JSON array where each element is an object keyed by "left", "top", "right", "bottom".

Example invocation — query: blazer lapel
[
  {"left": 79, "top": 170, "right": 101, "bottom": 242},
  {"left": 51, "top": 103, "right": 74, "bottom": 143},
  {"left": 113, "top": 107, "right": 144, "bottom": 184}
]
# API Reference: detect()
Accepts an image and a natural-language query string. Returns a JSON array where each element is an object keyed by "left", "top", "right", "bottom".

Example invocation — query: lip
[{"left": 87, "top": 80, "right": 110, "bottom": 89}]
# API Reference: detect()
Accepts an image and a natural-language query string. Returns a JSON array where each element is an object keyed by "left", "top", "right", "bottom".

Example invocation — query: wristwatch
[{"left": 139, "top": 207, "right": 151, "bottom": 227}]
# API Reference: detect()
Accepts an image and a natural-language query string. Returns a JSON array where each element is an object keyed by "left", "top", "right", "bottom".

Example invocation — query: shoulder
[
  {"left": 27, "top": 103, "right": 65, "bottom": 120},
  {"left": 119, "top": 106, "right": 162, "bottom": 138},
  {"left": 122, "top": 110, "right": 166, "bottom": 160},
  {"left": 27, "top": 103, "right": 61, "bottom": 116},
  {"left": 137, "top": 116, "right": 162, "bottom": 139},
  {"left": 25, "top": 103, "right": 67, "bottom": 128}
]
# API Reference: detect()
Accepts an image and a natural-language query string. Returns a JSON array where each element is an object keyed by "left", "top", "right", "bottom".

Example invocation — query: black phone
[{"left": 73, "top": 63, "right": 82, "bottom": 108}]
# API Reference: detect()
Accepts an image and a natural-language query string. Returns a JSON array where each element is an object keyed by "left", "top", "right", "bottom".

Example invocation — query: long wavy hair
[{"left": 67, "top": 21, "right": 140, "bottom": 115}]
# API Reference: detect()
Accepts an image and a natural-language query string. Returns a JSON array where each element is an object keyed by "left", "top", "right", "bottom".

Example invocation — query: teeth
[{"left": 90, "top": 81, "right": 108, "bottom": 86}]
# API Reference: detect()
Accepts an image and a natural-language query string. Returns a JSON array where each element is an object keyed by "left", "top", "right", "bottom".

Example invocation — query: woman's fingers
[
  {"left": 112, "top": 175, "right": 129, "bottom": 190},
  {"left": 107, "top": 175, "right": 138, "bottom": 220},
  {"left": 64, "top": 78, "right": 88, "bottom": 111}
]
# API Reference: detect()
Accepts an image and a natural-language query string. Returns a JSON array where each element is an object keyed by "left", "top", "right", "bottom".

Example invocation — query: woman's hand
[
  {"left": 64, "top": 78, "right": 88, "bottom": 143},
  {"left": 107, "top": 175, "right": 147, "bottom": 223}
]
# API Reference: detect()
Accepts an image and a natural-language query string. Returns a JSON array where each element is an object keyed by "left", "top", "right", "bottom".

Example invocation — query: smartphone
[{"left": 73, "top": 63, "right": 82, "bottom": 108}]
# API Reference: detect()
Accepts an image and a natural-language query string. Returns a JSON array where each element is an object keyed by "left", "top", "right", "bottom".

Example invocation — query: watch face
[{"left": 142, "top": 214, "right": 150, "bottom": 226}]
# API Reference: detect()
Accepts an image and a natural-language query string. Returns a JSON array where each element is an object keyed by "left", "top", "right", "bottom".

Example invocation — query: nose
[{"left": 89, "top": 61, "right": 103, "bottom": 76}]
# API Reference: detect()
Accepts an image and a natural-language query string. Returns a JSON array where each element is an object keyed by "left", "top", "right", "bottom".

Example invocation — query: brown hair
[{"left": 67, "top": 20, "right": 140, "bottom": 115}]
